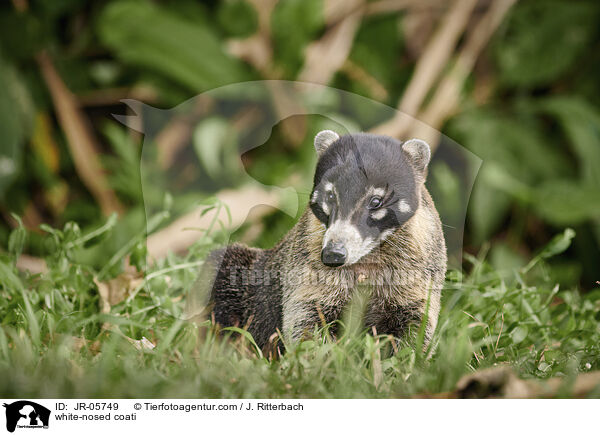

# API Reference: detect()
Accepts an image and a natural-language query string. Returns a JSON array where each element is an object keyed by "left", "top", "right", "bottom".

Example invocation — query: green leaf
[
  {"left": 0, "top": 259, "right": 24, "bottom": 291},
  {"left": 7, "top": 214, "right": 27, "bottom": 260},
  {"left": 510, "top": 326, "right": 528, "bottom": 344},
  {"left": 98, "top": 1, "right": 248, "bottom": 93},
  {"left": 448, "top": 108, "right": 568, "bottom": 241},
  {"left": 449, "top": 109, "right": 564, "bottom": 182},
  {"left": 193, "top": 117, "right": 240, "bottom": 182},
  {"left": 0, "top": 11, "right": 46, "bottom": 60},
  {"left": 0, "top": 53, "right": 32, "bottom": 198},
  {"left": 489, "top": 241, "right": 526, "bottom": 272},
  {"left": 77, "top": 213, "right": 119, "bottom": 249},
  {"left": 537, "top": 97, "right": 600, "bottom": 186},
  {"left": 481, "top": 162, "right": 533, "bottom": 202},
  {"left": 494, "top": 0, "right": 599, "bottom": 87},
  {"left": 222, "top": 326, "right": 264, "bottom": 359},
  {"left": 523, "top": 228, "right": 576, "bottom": 273},
  {"left": 103, "top": 122, "right": 143, "bottom": 203},
  {"left": 534, "top": 181, "right": 600, "bottom": 225},
  {"left": 539, "top": 228, "right": 576, "bottom": 260},
  {"left": 349, "top": 14, "right": 403, "bottom": 93},
  {"left": 217, "top": 0, "right": 258, "bottom": 38},
  {"left": 129, "top": 241, "right": 147, "bottom": 272},
  {"left": 468, "top": 173, "right": 512, "bottom": 243},
  {"left": 63, "top": 222, "right": 82, "bottom": 245},
  {"left": 271, "top": 0, "right": 323, "bottom": 76}
]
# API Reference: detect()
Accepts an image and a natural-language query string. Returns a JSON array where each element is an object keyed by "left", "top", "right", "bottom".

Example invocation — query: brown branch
[
  {"left": 226, "top": 1, "right": 309, "bottom": 144},
  {"left": 340, "top": 59, "right": 388, "bottom": 101},
  {"left": 227, "top": 0, "right": 278, "bottom": 76},
  {"left": 37, "top": 52, "right": 124, "bottom": 216},
  {"left": 323, "top": 0, "right": 364, "bottom": 26},
  {"left": 266, "top": 81, "right": 309, "bottom": 145},
  {"left": 365, "top": 0, "right": 442, "bottom": 17},
  {"left": 299, "top": 0, "right": 365, "bottom": 85},
  {"left": 371, "top": 0, "right": 478, "bottom": 138},
  {"left": 77, "top": 86, "right": 158, "bottom": 107},
  {"left": 227, "top": 35, "right": 275, "bottom": 76},
  {"left": 10, "top": 0, "right": 27, "bottom": 12},
  {"left": 22, "top": 202, "right": 43, "bottom": 231},
  {"left": 408, "top": 0, "right": 517, "bottom": 149},
  {"left": 146, "top": 185, "right": 295, "bottom": 259}
]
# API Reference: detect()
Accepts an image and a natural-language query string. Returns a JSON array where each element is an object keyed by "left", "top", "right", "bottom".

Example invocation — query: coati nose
[{"left": 321, "top": 242, "right": 347, "bottom": 267}]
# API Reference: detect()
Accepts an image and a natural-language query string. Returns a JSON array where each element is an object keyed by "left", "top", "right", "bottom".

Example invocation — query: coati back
[{"left": 201, "top": 131, "right": 447, "bottom": 349}]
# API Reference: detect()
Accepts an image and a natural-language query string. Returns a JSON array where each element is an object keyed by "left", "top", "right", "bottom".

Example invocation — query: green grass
[{"left": 1, "top": 216, "right": 599, "bottom": 398}]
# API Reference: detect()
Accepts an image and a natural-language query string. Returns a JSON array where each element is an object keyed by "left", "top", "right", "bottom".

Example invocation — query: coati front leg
[
  {"left": 282, "top": 299, "right": 323, "bottom": 342},
  {"left": 282, "top": 301, "right": 436, "bottom": 346},
  {"left": 366, "top": 301, "right": 435, "bottom": 345}
]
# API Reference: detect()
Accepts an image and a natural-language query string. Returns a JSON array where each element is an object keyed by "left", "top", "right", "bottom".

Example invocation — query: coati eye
[
  {"left": 368, "top": 196, "right": 383, "bottom": 210},
  {"left": 326, "top": 190, "right": 335, "bottom": 202}
]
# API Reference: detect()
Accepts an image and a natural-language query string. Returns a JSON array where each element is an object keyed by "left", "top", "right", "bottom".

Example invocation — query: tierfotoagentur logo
[
  {"left": 2, "top": 401, "right": 50, "bottom": 433},
  {"left": 117, "top": 81, "right": 481, "bottom": 326}
]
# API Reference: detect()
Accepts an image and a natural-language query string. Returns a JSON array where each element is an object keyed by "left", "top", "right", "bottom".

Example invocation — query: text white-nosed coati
[{"left": 196, "top": 131, "right": 447, "bottom": 349}]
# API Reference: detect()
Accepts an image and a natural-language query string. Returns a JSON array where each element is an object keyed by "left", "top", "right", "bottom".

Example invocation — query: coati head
[{"left": 309, "top": 130, "right": 431, "bottom": 267}]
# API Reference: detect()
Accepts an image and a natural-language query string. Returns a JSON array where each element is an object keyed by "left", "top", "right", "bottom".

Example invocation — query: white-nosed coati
[{"left": 198, "top": 131, "right": 447, "bottom": 349}]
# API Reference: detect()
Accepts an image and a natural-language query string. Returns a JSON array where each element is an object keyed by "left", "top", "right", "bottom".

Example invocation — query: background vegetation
[{"left": 0, "top": 0, "right": 599, "bottom": 397}]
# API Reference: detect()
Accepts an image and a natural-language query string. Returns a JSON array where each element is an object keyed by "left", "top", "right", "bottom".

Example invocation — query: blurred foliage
[
  {"left": 271, "top": 0, "right": 323, "bottom": 76},
  {"left": 217, "top": 0, "right": 258, "bottom": 38},
  {"left": 0, "top": 53, "right": 32, "bottom": 198},
  {"left": 0, "top": 0, "right": 599, "bottom": 292},
  {"left": 493, "top": 1, "right": 598, "bottom": 87},
  {"left": 98, "top": 1, "right": 250, "bottom": 93}
]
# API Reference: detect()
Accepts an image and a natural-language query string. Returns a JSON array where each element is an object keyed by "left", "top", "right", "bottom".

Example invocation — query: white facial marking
[
  {"left": 321, "top": 201, "right": 330, "bottom": 214},
  {"left": 324, "top": 182, "right": 334, "bottom": 192},
  {"left": 372, "top": 187, "right": 386, "bottom": 197},
  {"left": 311, "top": 191, "right": 318, "bottom": 202},
  {"left": 371, "top": 208, "right": 387, "bottom": 220},
  {"left": 399, "top": 199, "right": 411, "bottom": 213},
  {"left": 323, "top": 219, "right": 376, "bottom": 265}
]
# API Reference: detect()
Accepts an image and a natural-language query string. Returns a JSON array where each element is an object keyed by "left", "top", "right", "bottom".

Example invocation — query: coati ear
[
  {"left": 314, "top": 130, "right": 339, "bottom": 155},
  {"left": 402, "top": 138, "right": 431, "bottom": 177}
]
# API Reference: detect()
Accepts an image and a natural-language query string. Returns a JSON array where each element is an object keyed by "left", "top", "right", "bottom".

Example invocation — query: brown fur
[{"left": 200, "top": 138, "right": 447, "bottom": 349}]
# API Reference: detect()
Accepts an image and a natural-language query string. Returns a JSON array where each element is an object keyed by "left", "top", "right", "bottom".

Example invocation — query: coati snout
[
  {"left": 321, "top": 241, "right": 347, "bottom": 267},
  {"left": 310, "top": 130, "right": 431, "bottom": 267}
]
